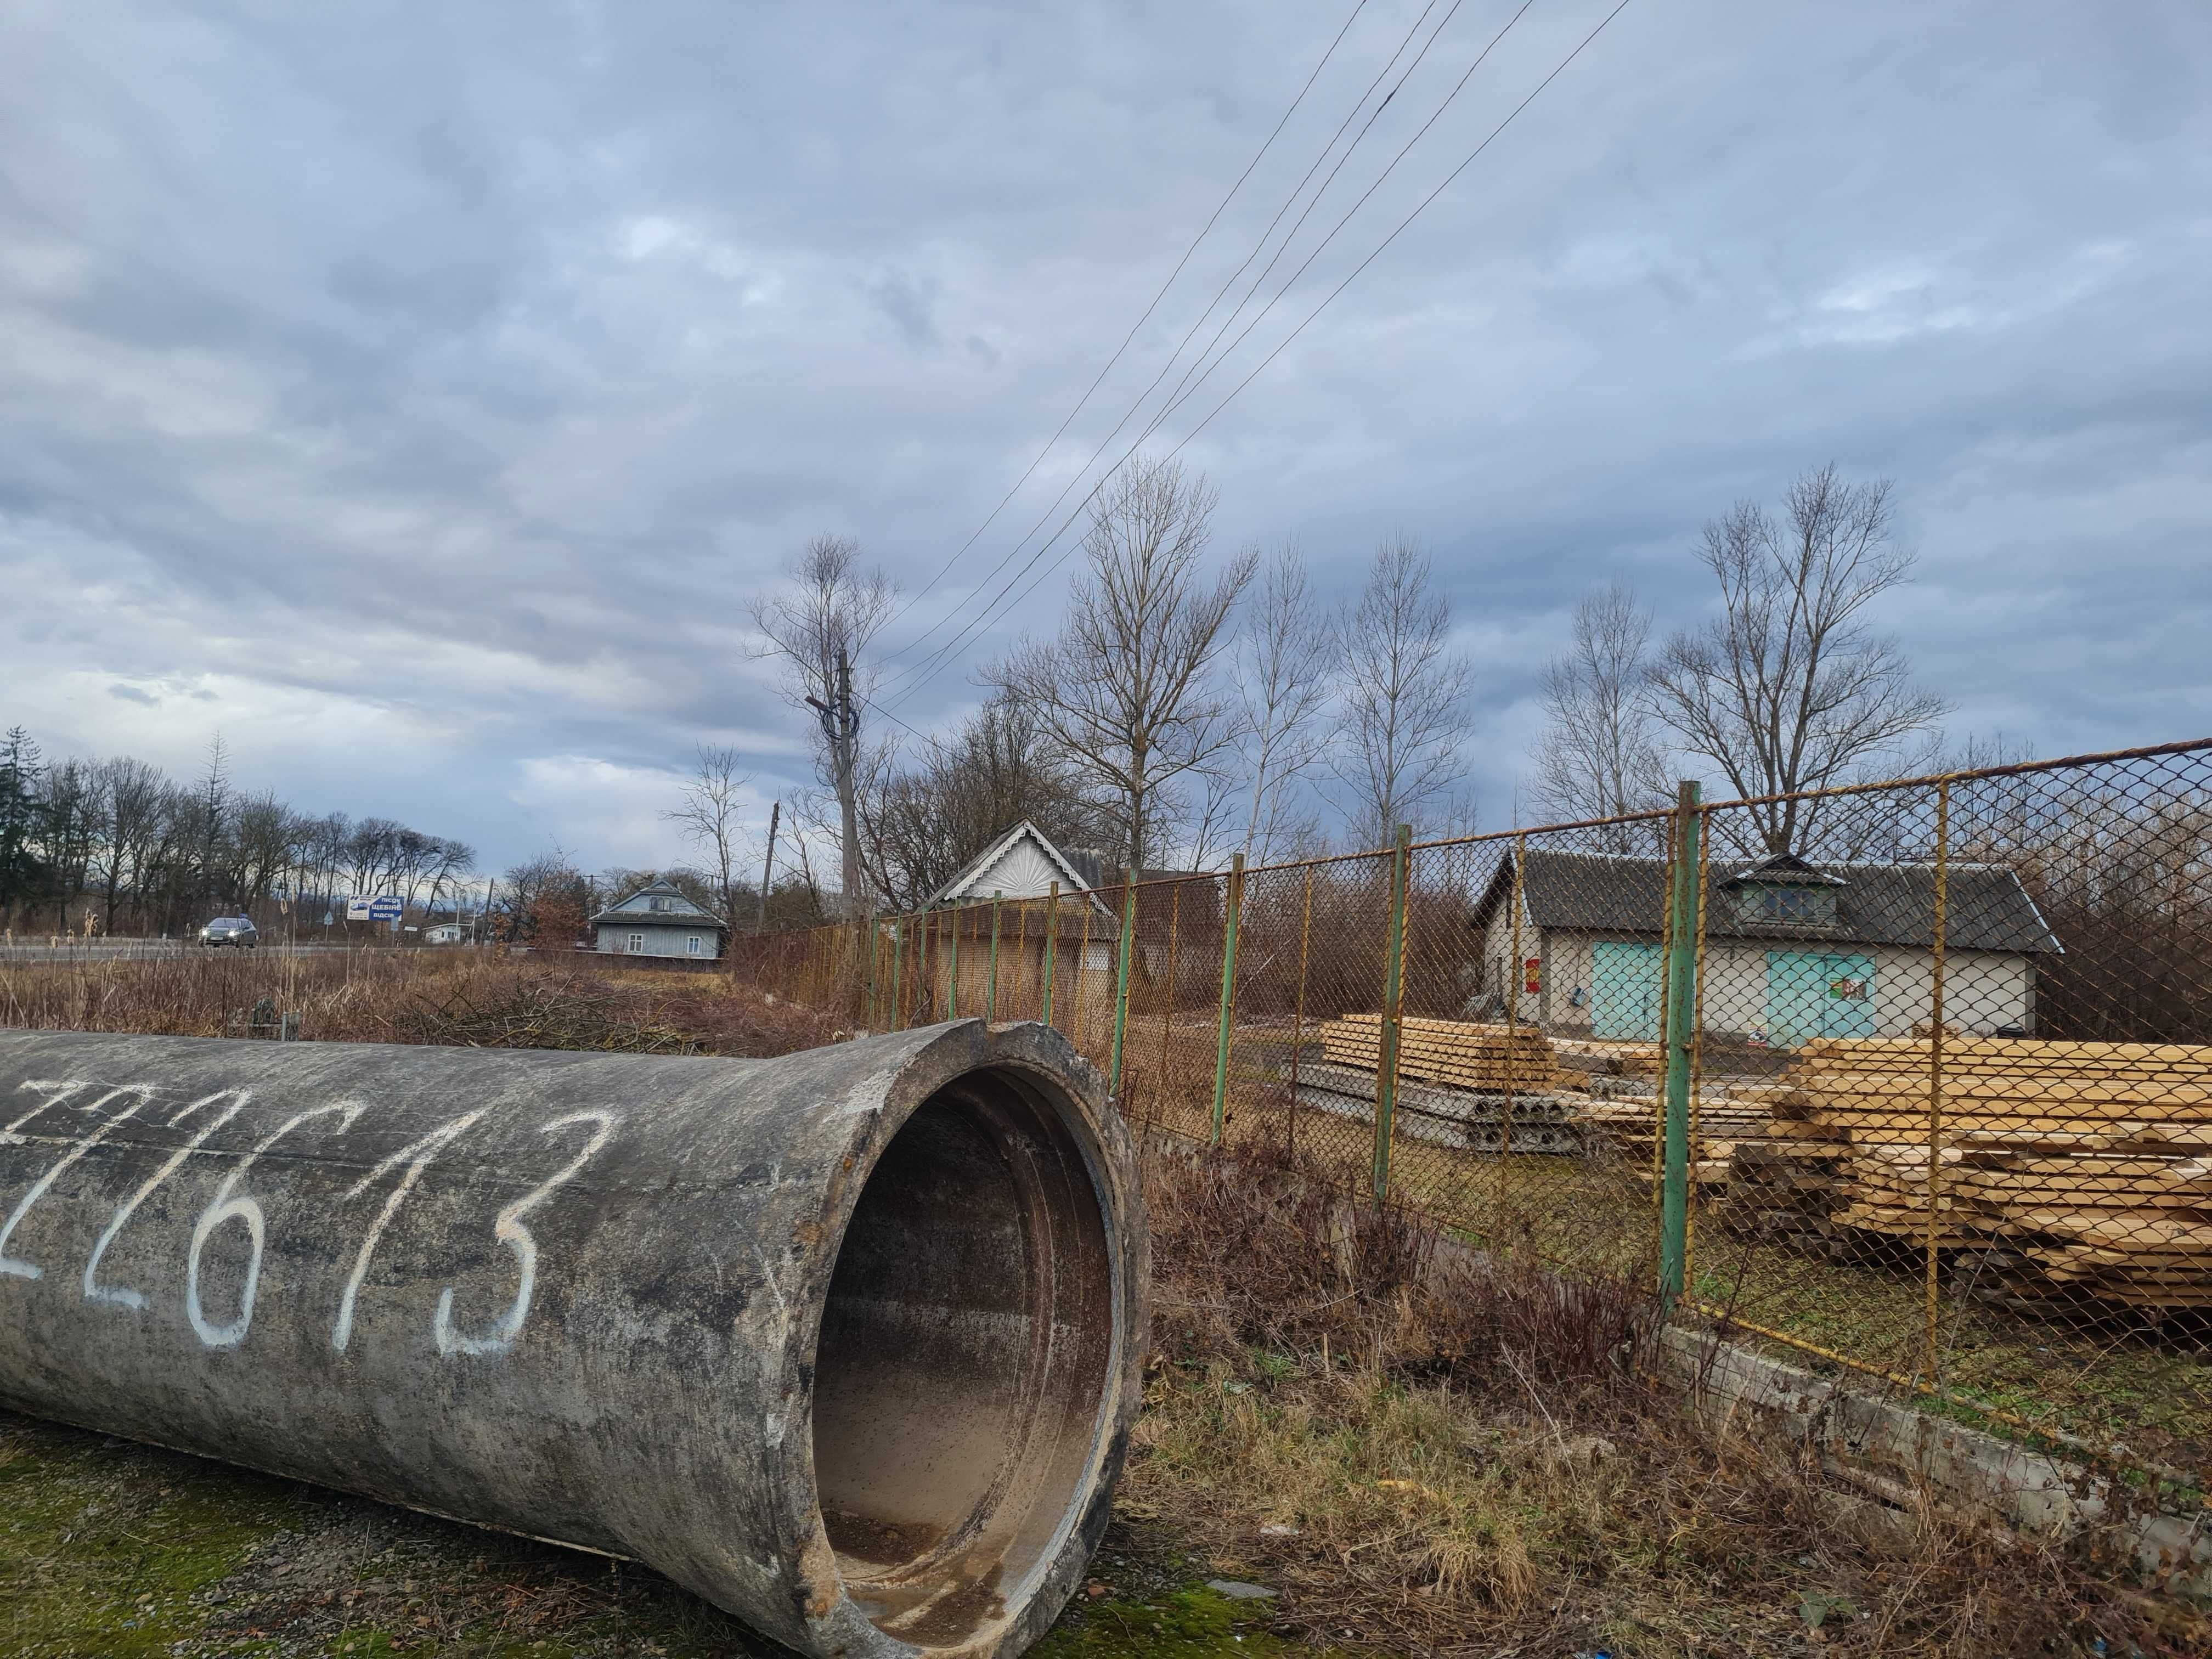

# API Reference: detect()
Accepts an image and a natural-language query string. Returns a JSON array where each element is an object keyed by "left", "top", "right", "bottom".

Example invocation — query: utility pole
[
  {"left": 755, "top": 800, "right": 781, "bottom": 935},
  {"left": 805, "top": 644, "right": 865, "bottom": 915}
]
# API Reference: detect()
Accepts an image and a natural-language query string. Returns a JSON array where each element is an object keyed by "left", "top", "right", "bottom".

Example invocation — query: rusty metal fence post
[
  {"left": 945, "top": 906, "right": 960, "bottom": 1020},
  {"left": 1211, "top": 854, "right": 1245, "bottom": 1145},
  {"left": 1109, "top": 872, "right": 1136, "bottom": 1101},
  {"left": 1923, "top": 777, "right": 1952, "bottom": 1383},
  {"left": 1373, "top": 826, "right": 1411, "bottom": 1210},
  {"left": 889, "top": 918, "right": 905, "bottom": 1031},
  {"left": 1159, "top": 884, "right": 1181, "bottom": 1096},
  {"left": 1658, "top": 782, "right": 1701, "bottom": 1304},
  {"left": 1042, "top": 882, "right": 1060, "bottom": 1028},
  {"left": 1288, "top": 866, "right": 1314, "bottom": 1158},
  {"left": 988, "top": 894, "right": 1002, "bottom": 1023}
]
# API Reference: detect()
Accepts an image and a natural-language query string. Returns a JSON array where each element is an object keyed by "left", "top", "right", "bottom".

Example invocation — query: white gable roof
[{"left": 925, "top": 820, "right": 1114, "bottom": 915}]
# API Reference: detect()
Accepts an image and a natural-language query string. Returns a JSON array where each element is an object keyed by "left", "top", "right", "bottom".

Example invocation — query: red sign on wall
[{"left": 1524, "top": 956, "right": 1542, "bottom": 995}]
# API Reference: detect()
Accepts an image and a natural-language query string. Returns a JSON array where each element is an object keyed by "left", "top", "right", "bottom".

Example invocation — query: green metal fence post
[
  {"left": 1108, "top": 871, "right": 1137, "bottom": 1100},
  {"left": 945, "top": 906, "right": 960, "bottom": 1021},
  {"left": 1372, "top": 825, "right": 1412, "bottom": 1210},
  {"left": 861, "top": 910, "right": 878, "bottom": 1029},
  {"left": 1659, "top": 781, "right": 1701, "bottom": 1305},
  {"left": 1041, "top": 882, "right": 1059, "bottom": 1028},
  {"left": 889, "top": 917, "right": 905, "bottom": 1031},
  {"left": 987, "top": 894, "right": 1002, "bottom": 1022},
  {"left": 1210, "top": 855, "right": 1245, "bottom": 1144}
]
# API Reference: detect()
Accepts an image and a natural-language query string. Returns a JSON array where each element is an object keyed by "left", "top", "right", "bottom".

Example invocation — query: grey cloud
[{"left": 0, "top": 0, "right": 2207, "bottom": 870}]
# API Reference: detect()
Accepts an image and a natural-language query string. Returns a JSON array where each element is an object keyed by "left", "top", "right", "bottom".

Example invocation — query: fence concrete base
[{"left": 1660, "top": 1327, "right": 2211, "bottom": 1596}]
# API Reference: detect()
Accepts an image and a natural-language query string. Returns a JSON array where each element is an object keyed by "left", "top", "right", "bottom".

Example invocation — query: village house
[
  {"left": 910, "top": 821, "right": 1212, "bottom": 1035},
  {"left": 589, "top": 878, "right": 729, "bottom": 960},
  {"left": 1469, "top": 849, "right": 2059, "bottom": 1044}
]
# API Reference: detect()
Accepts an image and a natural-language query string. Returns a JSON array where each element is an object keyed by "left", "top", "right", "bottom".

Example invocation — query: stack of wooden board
[
  {"left": 1719, "top": 1137, "right": 1850, "bottom": 1252},
  {"left": 1741, "top": 1037, "right": 2212, "bottom": 1310},
  {"left": 1320, "top": 1014, "right": 1573, "bottom": 1092},
  {"left": 1551, "top": 1037, "right": 1664, "bottom": 1078}
]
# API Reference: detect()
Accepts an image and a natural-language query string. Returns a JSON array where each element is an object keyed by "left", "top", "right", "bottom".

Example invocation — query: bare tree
[
  {"left": 747, "top": 535, "right": 897, "bottom": 910},
  {"left": 1231, "top": 543, "right": 1336, "bottom": 861},
  {"left": 985, "top": 456, "right": 1256, "bottom": 868},
  {"left": 1331, "top": 535, "right": 1476, "bottom": 845},
  {"left": 662, "top": 744, "right": 752, "bottom": 929},
  {"left": 1647, "top": 464, "right": 1949, "bottom": 854},
  {"left": 1529, "top": 581, "right": 1671, "bottom": 847},
  {"left": 868, "top": 695, "right": 1114, "bottom": 908}
]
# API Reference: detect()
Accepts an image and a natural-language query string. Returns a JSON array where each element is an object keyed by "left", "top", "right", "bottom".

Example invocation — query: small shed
[
  {"left": 1469, "top": 850, "right": 2060, "bottom": 1044},
  {"left": 590, "top": 879, "right": 729, "bottom": 961}
]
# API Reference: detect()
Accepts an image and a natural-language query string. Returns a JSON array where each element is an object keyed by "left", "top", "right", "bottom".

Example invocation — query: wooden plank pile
[
  {"left": 1723, "top": 1037, "right": 2212, "bottom": 1309},
  {"left": 1319, "top": 1014, "right": 1574, "bottom": 1092},
  {"left": 1551, "top": 1036, "right": 1664, "bottom": 1079}
]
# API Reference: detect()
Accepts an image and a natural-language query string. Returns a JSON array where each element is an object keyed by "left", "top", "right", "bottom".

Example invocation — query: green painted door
[
  {"left": 1590, "top": 941, "right": 1662, "bottom": 1040},
  {"left": 1765, "top": 951, "right": 1877, "bottom": 1045}
]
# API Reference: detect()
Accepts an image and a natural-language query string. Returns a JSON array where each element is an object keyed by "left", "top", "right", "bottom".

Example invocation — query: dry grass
[
  {"left": 0, "top": 948, "right": 836, "bottom": 1057},
  {"left": 1133, "top": 1138, "right": 2209, "bottom": 1657}
]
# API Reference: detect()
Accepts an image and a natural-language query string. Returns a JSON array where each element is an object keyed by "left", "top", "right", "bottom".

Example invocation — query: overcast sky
[{"left": 3, "top": 0, "right": 2207, "bottom": 878}]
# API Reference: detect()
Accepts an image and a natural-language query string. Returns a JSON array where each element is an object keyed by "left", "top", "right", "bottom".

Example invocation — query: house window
[
  {"left": 649, "top": 895, "right": 675, "bottom": 913},
  {"left": 1742, "top": 884, "right": 1836, "bottom": 926},
  {"left": 627, "top": 932, "right": 644, "bottom": 953},
  {"left": 687, "top": 935, "right": 702, "bottom": 956}
]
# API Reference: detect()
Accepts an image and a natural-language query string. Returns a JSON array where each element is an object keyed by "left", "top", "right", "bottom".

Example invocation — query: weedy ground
[{"left": 3, "top": 960, "right": 2207, "bottom": 1656}]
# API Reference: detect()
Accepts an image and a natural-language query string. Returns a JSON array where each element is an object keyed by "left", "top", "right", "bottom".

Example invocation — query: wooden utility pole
[
  {"left": 755, "top": 800, "right": 781, "bottom": 934},
  {"left": 806, "top": 644, "right": 864, "bottom": 915}
]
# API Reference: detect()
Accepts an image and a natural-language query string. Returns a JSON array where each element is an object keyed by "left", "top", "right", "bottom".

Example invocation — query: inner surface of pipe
[{"left": 811, "top": 1063, "right": 1114, "bottom": 1649}]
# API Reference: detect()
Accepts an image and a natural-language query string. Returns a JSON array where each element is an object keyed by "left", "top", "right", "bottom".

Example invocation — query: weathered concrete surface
[
  {"left": 1661, "top": 1328, "right": 2212, "bottom": 1595},
  {"left": 0, "top": 1019, "right": 1146, "bottom": 1659}
]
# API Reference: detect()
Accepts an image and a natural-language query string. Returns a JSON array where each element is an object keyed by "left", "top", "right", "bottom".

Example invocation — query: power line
[
  {"left": 882, "top": 0, "right": 1638, "bottom": 710},
  {"left": 878, "top": 0, "right": 1376, "bottom": 657},
  {"left": 881, "top": 0, "right": 1548, "bottom": 700},
  {"left": 884, "top": 0, "right": 1453, "bottom": 679}
]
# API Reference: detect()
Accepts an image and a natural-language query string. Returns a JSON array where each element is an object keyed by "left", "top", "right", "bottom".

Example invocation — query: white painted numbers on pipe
[
  {"left": 434, "top": 1110, "right": 617, "bottom": 1358},
  {"left": 189, "top": 1100, "right": 367, "bottom": 1349},
  {"left": 1, "top": 1078, "right": 620, "bottom": 1359}
]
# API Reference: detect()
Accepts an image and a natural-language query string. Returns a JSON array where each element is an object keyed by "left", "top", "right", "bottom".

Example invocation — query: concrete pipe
[{"left": 0, "top": 1019, "right": 1145, "bottom": 1659}]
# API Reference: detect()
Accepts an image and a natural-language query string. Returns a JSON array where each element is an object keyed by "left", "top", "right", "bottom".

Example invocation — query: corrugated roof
[{"left": 1470, "top": 850, "right": 2060, "bottom": 953}]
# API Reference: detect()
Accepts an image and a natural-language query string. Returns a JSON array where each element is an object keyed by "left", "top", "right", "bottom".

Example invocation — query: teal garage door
[
  {"left": 1590, "top": 941, "right": 1663, "bottom": 1040},
  {"left": 1764, "top": 951, "right": 1877, "bottom": 1046}
]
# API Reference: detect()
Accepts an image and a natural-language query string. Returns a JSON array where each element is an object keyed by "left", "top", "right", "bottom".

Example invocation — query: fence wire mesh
[{"left": 729, "top": 737, "right": 2212, "bottom": 1503}]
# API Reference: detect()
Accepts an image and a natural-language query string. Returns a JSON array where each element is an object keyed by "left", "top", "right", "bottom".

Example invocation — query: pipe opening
[{"left": 811, "top": 1064, "right": 1115, "bottom": 1649}]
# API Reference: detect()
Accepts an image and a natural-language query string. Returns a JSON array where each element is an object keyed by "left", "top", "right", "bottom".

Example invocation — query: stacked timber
[
  {"left": 1744, "top": 1037, "right": 2212, "bottom": 1310},
  {"left": 1319, "top": 1014, "right": 1573, "bottom": 1092},
  {"left": 1551, "top": 1037, "right": 1664, "bottom": 1079},
  {"left": 1719, "top": 1135, "right": 1849, "bottom": 1252}
]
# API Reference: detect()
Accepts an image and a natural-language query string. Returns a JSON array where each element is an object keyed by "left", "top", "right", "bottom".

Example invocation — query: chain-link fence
[{"left": 730, "top": 736, "right": 2212, "bottom": 1503}]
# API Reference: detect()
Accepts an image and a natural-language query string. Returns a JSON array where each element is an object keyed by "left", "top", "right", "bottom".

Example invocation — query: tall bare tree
[
  {"left": 1231, "top": 543, "right": 1336, "bottom": 861},
  {"left": 1647, "top": 464, "right": 1949, "bottom": 854},
  {"left": 662, "top": 744, "right": 751, "bottom": 929},
  {"left": 1331, "top": 536, "right": 1476, "bottom": 845},
  {"left": 986, "top": 456, "right": 1256, "bottom": 868},
  {"left": 747, "top": 535, "right": 896, "bottom": 910},
  {"left": 1530, "top": 582, "right": 1671, "bottom": 846}
]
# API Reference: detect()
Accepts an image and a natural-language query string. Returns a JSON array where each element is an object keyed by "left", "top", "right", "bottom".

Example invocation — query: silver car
[{"left": 198, "top": 916, "right": 259, "bottom": 949}]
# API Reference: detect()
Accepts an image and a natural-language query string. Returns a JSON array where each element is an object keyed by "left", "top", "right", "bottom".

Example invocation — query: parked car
[{"left": 198, "top": 916, "right": 259, "bottom": 949}]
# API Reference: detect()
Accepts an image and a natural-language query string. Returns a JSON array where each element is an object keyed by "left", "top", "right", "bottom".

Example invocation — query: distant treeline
[{"left": 0, "top": 727, "right": 474, "bottom": 938}]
